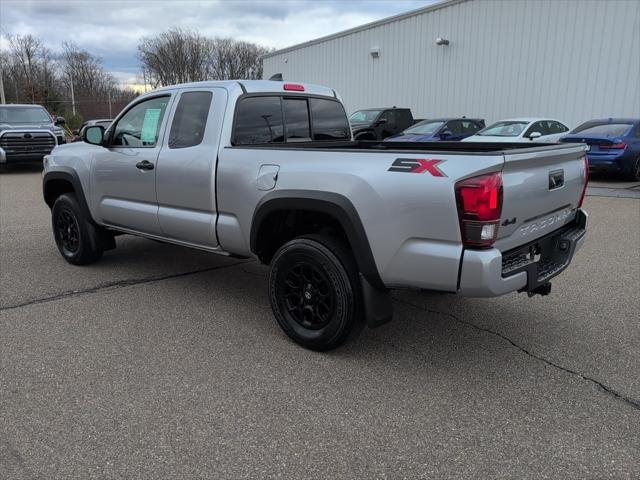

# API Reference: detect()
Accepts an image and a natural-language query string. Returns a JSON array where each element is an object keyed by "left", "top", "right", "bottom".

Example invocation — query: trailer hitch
[{"left": 527, "top": 282, "right": 552, "bottom": 297}]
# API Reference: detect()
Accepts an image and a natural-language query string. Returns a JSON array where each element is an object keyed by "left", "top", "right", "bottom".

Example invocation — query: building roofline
[{"left": 262, "top": 0, "right": 467, "bottom": 59}]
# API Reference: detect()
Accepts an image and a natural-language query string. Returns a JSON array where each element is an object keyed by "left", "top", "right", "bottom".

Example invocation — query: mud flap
[{"left": 360, "top": 273, "right": 393, "bottom": 328}]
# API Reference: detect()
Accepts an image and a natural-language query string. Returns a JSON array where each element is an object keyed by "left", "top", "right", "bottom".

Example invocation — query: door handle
[{"left": 136, "top": 160, "right": 154, "bottom": 171}]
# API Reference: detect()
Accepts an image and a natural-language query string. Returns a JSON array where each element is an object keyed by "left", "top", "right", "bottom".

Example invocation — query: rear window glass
[
  {"left": 309, "top": 98, "right": 350, "bottom": 141},
  {"left": 283, "top": 98, "right": 311, "bottom": 142},
  {"left": 169, "top": 91, "right": 212, "bottom": 149},
  {"left": 234, "top": 96, "right": 284, "bottom": 145},
  {"left": 571, "top": 123, "right": 633, "bottom": 137}
]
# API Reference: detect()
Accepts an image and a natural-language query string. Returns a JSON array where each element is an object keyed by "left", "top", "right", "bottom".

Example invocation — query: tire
[
  {"left": 268, "top": 235, "right": 364, "bottom": 351},
  {"left": 624, "top": 156, "right": 640, "bottom": 181},
  {"left": 51, "top": 193, "right": 103, "bottom": 265}
]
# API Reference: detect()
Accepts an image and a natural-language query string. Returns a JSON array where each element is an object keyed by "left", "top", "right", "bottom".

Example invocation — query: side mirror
[
  {"left": 83, "top": 125, "right": 104, "bottom": 145},
  {"left": 439, "top": 129, "right": 453, "bottom": 139},
  {"left": 528, "top": 131, "right": 542, "bottom": 140},
  {"left": 55, "top": 116, "right": 66, "bottom": 126}
]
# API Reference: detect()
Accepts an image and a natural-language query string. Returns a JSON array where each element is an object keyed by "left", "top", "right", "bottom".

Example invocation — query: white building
[{"left": 263, "top": 0, "right": 640, "bottom": 128}]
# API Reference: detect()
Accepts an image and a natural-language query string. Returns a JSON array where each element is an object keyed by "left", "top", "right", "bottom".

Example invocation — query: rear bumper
[
  {"left": 586, "top": 152, "right": 629, "bottom": 172},
  {"left": 458, "top": 209, "right": 587, "bottom": 297}
]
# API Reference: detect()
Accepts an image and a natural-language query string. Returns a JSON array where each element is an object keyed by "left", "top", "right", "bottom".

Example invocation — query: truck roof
[{"left": 154, "top": 80, "right": 337, "bottom": 98}]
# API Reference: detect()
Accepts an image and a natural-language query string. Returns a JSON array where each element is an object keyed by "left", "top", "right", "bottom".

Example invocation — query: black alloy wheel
[{"left": 268, "top": 235, "right": 364, "bottom": 351}]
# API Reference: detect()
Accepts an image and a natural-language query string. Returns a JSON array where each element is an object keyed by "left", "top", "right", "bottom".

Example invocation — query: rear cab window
[
  {"left": 309, "top": 98, "right": 350, "bottom": 140},
  {"left": 283, "top": 98, "right": 311, "bottom": 142},
  {"left": 233, "top": 96, "right": 284, "bottom": 145},
  {"left": 233, "top": 95, "right": 350, "bottom": 145}
]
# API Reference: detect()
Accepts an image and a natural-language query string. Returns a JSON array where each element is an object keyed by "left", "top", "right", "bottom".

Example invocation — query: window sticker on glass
[{"left": 141, "top": 108, "right": 161, "bottom": 144}]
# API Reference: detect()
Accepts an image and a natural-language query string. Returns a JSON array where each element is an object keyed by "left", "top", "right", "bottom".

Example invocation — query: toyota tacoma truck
[
  {"left": 0, "top": 104, "right": 65, "bottom": 164},
  {"left": 42, "top": 80, "right": 588, "bottom": 351}
]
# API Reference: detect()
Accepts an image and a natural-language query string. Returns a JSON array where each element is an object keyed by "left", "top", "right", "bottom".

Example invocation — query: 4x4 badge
[{"left": 388, "top": 158, "right": 446, "bottom": 177}]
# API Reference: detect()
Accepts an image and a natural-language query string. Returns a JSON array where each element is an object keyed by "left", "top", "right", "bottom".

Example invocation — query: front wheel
[
  {"left": 268, "top": 235, "right": 364, "bottom": 351},
  {"left": 51, "top": 193, "right": 103, "bottom": 265}
]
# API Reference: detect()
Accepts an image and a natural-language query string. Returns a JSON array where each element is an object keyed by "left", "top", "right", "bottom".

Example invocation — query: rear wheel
[
  {"left": 624, "top": 156, "right": 640, "bottom": 181},
  {"left": 268, "top": 235, "right": 364, "bottom": 351},
  {"left": 52, "top": 193, "right": 103, "bottom": 265}
]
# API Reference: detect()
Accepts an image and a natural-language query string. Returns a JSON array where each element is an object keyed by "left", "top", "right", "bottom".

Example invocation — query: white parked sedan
[{"left": 462, "top": 118, "right": 570, "bottom": 143}]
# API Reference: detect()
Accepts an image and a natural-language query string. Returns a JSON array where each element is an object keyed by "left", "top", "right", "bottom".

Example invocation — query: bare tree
[
  {"left": 1, "top": 33, "right": 136, "bottom": 122},
  {"left": 6, "top": 34, "right": 43, "bottom": 103},
  {"left": 209, "top": 37, "right": 272, "bottom": 80},
  {"left": 137, "top": 29, "right": 273, "bottom": 86},
  {"left": 59, "top": 42, "right": 117, "bottom": 97},
  {"left": 137, "top": 28, "right": 214, "bottom": 87}
]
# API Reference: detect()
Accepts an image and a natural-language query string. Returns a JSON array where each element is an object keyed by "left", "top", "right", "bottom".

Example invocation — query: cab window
[
  {"left": 309, "top": 98, "right": 350, "bottom": 141},
  {"left": 283, "top": 98, "right": 311, "bottom": 142},
  {"left": 111, "top": 96, "right": 170, "bottom": 148},
  {"left": 233, "top": 96, "right": 284, "bottom": 145},
  {"left": 169, "top": 91, "right": 212, "bottom": 149}
]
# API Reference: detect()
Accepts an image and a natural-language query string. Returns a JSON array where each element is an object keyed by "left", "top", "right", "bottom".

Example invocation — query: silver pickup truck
[{"left": 42, "top": 80, "right": 588, "bottom": 350}]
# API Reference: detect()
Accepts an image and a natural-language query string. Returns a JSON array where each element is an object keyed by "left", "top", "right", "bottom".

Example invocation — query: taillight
[
  {"left": 455, "top": 172, "right": 503, "bottom": 248},
  {"left": 283, "top": 83, "right": 304, "bottom": 91},
  {"left": 578, "top": 155, "right": 589, "bottom": 208},
  {"left": 599, "top": 142, "right": 626, "bottom": 150}
]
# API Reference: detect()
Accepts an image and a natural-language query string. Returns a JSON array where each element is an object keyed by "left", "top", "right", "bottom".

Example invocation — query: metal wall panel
[{"left": 263, "top": 0, "right": 640, "bottom": 128}]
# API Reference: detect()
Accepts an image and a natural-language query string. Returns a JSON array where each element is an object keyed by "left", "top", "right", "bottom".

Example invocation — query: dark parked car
[
  {"left": 561, "top": 118, "right": 640, "bottom": 180},
  {"left": 349, "top": 107, "right": 418, "bottom": 140},
  {"left": 0, "top": 104, "right": 65, "bottom": 165},
  {"left": 385, "top": 117, "right": 485, "bottom": 142},
  {"left": 72, "top": 119, "right": 113, "bottom": 142}
]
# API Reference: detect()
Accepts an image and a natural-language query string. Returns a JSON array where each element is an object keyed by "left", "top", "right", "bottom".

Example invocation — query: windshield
[
  {"left": 402, "top": 120, "right": 444, "bottom": 136},
  {"left": 349, "top": 110, "right": 382, "bottom": 123},
  {"left": 571, "top": 122, "right": 632, "bottom": 137},
  {"left": 477, "top": 121, "right": 529, "bottom": 137},
  {"left": 0, "top": 106, "right": 52, "bottom": 124}
]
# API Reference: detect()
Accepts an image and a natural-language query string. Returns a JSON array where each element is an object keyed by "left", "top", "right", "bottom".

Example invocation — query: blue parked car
[
  {"left": 561, "top": 118, "right": 640, "bottom": 180},
  {"left": 384, "top": 117, "right": 485, "bottom": 142}
]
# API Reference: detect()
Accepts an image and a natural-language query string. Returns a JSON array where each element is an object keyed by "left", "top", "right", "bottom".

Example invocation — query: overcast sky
[{"left": 0, "top": 0, "right": 436, "bottom": 86}]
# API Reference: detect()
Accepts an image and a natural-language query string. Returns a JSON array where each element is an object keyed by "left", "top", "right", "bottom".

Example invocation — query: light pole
[
  {"left": 69, "top": 73, "right": 76, "bottom": 115},
  {"left": 0, "top": 69, "right": 6, "bottom": 104}
]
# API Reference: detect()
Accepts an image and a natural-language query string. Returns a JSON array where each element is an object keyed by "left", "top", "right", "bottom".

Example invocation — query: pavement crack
[
  {"left": 393, "top": 296, "right": 640, "bottom": 411},
  {"left": 0, "top": 261, "right": 251, "bottom": 312}
]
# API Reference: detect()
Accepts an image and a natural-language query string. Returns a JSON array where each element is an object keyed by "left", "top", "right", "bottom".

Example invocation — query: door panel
[
  {"left": 155, "top": 88, "right": 227, "bottom": 248},
  {"left": 91, "top": 95, "right": 173, "bottom": 235}
]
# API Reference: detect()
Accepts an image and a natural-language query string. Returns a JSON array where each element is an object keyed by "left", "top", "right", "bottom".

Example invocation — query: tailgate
[{"left": 495, "top": 144, "right": 588, "bottom": 252}]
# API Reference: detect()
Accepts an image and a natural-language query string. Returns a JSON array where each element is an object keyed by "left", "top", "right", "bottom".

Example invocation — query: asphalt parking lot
[{"left": 1, "top": 165, "right": 639, "bottom": 479}]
